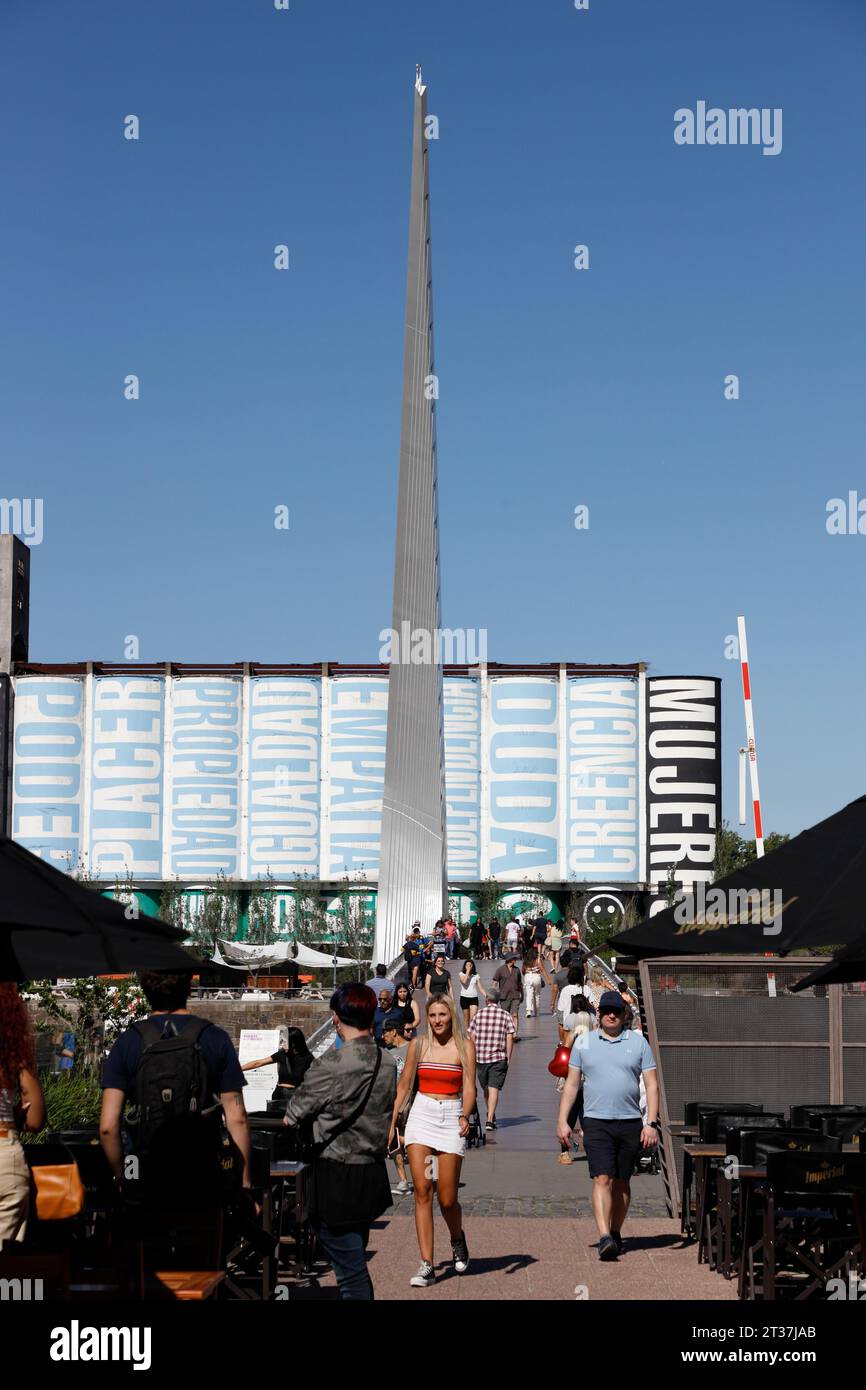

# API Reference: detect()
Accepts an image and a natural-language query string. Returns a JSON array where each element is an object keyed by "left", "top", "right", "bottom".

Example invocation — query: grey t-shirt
[{"left": 493, "top": 963, "right": 523, "bottom": 1002}]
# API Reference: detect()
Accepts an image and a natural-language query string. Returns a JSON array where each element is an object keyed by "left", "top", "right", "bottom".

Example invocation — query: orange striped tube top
[{"left": 417, "top": 1061, "right": 463, "bottom": 1097}]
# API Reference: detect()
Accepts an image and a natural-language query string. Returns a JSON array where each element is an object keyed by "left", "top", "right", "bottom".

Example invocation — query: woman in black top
[
  {"left": 469, "top": 919, "right": 484, "bottom": 959},
  {"left": 242, "top": 1026, "right": 313, "bottom": 1100},
  {"left": 424, "top": 955, "right": 454, "bottom": 1004},
  {"left": 390, "top": 982, "right": 421, "bottom": 1033}
]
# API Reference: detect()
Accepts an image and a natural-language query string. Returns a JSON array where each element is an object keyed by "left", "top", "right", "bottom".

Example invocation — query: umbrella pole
[
  {"left": 738, "top": 616, "right": 774, "bottom": 968},
  {"left": 738, "top": 747, "right": 747, "bottom": 825},
  {"left": 737, "top": 615, "right": 765, "bottom": 857}
]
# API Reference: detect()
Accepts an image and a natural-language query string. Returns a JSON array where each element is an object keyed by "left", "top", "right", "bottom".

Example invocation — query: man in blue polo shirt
[{"left": 556, "top": 990, "right": 658, "bottom": 1261}]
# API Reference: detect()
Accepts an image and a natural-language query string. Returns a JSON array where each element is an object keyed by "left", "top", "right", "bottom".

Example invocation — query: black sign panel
[{"left": 645, "top": 676, "right": 722, "bottom": 916}]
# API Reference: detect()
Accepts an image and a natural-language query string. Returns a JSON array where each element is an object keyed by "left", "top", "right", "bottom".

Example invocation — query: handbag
[
  {"left": 396, "top": 1065, "right": 418, "bottom": 1131},
  {"left": 298, "top": 1048, "right": 386, "bottom": 1226},
  {"left": 547, "top": 1045, "right": 571, "bottom": 1079},
  {"left": 31, "top": 1158, "right": 86, "bottom": 1221}
]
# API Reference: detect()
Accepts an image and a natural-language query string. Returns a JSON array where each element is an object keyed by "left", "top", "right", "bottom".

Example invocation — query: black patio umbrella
[
  {"left": 790, "top": 931, "right": 866, "bottom": 992},
  {"left": 610, "top": 793, "right": 866, "bottom": 959},
  {"left": 0, "top": 834, "right": 199, "bottom": 980}
]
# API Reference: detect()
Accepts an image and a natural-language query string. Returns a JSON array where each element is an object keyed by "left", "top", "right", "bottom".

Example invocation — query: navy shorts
[{"left": 581, "top": 1117, "right": 643, "bottom": 1180}]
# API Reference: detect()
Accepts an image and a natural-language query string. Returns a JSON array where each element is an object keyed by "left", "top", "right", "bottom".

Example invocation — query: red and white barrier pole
[{"left": 737, "top": 615, "right": 764, "bottom": 858}]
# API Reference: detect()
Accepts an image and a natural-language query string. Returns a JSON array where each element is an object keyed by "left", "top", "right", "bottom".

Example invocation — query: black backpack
[{"left": 130, "top": 1016, "right": 221, "bottom": 1202}]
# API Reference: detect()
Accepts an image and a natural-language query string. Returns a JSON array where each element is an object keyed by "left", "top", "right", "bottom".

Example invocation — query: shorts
[
  {"left": 459, "top": 995, "right": 478, "bottom": 1010},
  {"left": 404, "top": 1093, "right": 465, "bottom": 1156},
  {"left": 501, "top": 998, "right": 520, "bottom": 1017},
  {"left": 476, "top": 1060, "right": 508, "bottom": 1092},
  {"left": 581, "top": 1117, "right": 643, "bottom": 1180}
]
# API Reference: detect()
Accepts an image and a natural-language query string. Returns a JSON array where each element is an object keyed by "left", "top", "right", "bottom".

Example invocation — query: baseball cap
[{"left": 598, "top": 990, "right": 627, "bottom": 1014}]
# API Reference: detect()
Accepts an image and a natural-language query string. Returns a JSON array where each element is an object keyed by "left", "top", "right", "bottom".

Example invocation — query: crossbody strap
[{"left": 318, "top": 1046, "right": 383, "bottom": 1151}]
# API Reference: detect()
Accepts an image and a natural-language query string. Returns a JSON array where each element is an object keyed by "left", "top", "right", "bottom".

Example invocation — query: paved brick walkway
[
  {"left": 285, "top": 957, "right": 734, "bottom": 1300},
  {"left": 289, "top": 1216, "right": 734, "bottom": 1301}
]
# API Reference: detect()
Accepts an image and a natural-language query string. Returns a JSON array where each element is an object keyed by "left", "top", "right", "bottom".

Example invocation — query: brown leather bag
[{"left": 32, "top": 1160, "right": 86, "bottom": 1221}]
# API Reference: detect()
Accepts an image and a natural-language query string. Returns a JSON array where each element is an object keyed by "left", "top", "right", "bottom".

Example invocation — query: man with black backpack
[{"left": 99, "top": 970, "right": 251, "bottom": 1208}]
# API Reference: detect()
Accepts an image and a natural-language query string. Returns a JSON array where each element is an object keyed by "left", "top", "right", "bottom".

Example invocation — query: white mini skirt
[{"left": 404, "top": 1092, "right": 466, "bottom": 1156}]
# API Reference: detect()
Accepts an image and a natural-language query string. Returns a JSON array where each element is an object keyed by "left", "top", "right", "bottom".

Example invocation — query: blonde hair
[{"left": 561, "top": 1010, "right": 593, "bottom": 1048}]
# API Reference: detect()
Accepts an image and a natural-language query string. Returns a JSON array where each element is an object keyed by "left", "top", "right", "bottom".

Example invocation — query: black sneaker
[
  {"left": 597, "top": 1234, "right": 619, "bottom": 1262},
  {"left": 485, "top": 1119, "right": 496, "bottom": 1132},
  {"left": 451, "top": 1233, "right": 470, "bottom": 1274},
  {"left": 610, "top": 1231, "right": 623, "bottom": 1255}
]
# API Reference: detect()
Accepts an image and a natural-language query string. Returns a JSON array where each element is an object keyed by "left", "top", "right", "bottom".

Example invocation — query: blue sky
[{"left": 1, "top": 0, "right": 864, "bottom": 839}]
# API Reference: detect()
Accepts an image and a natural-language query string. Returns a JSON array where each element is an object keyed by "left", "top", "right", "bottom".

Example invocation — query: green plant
[
  {"left": 247, "top": 871, "right": 278, "bottom": 946},
  {"left": 329, "top": 876, "right": 374, "bottom": 970},
  {"left": 520, "top": 876, "right": 549, "bottom": 919},
  {"left": 713, "top": 822, "right": 791, "bottom": 881},
  {"left": 475, "top": 878, "right": 502, "bottom": 926},
  {"left": 564, "top": 882, "right": 591, "bottom": 933},
  {"left": 290, "top": 875, "right": 330, "bottom": 946},
  {"left": 184, "top": 872, "right": 240, "bottom": 961},
  {"left": 21, "top": 1071, "right": 104, "bottom": 1144},
  {"left": 158, "top": 880, "right": 186, "bottom": 929},
  {"left": 26, "top": 977, "right": 148, "bottom": 1075}
]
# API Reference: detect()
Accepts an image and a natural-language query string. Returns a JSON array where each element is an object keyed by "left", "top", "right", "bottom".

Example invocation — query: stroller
[{"left": 464, "top": 1105, "right": 486, "bottom": 1149}]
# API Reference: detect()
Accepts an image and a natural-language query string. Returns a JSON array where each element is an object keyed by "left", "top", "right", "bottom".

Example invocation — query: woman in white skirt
[{"left": 390, "top": 995, "right": 476, "bottom": 1289}]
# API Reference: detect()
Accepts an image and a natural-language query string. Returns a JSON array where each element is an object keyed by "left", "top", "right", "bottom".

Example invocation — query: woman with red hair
[{"left": 0, "top": 982, "right": 46, "bottom": 1248}]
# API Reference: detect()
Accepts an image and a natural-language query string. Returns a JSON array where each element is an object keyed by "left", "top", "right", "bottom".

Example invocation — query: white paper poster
[{"left": 238, "top": 1027, "right": 281, "bottom": 1113}]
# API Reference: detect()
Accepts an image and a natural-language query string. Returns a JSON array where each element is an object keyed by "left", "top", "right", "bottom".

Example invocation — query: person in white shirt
[
  {"left": 458, "top": 959, "right": 487, "bottom": 1028},
  {"left": 504, "top": 919, "right": 521, "bottom": 956},
  {"left": 521, "top": 949, "right": 552, "bottom": 1019},
  {"left": 560, "top": 971, "right": 595, "bottom": 1034}
]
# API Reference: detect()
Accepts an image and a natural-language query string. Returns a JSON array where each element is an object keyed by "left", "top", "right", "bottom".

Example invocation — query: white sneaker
[
  {"left": 391, "top": 1179, "right": 411, "bottom": 1195},
  {"left": 410, "top": 1260, "right": 435, "bottom": 1287}
]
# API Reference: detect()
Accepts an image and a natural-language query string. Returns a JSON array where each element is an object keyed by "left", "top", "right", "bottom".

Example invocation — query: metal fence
[{"left": 636, "top": 957, "right": 866, "bottom": 1216}]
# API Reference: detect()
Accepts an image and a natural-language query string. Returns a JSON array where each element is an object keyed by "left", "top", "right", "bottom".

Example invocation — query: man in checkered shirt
[{"left": 469, "top": 987, "right": 516, "bottom": 1132}]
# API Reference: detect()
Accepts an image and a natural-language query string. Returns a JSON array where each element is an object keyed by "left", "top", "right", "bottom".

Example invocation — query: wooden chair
[
  {"left": 696, "top": 1113, "right": 783, "bottom": 1267},
  {"left": 140, "top": 1206, "right": 225, "bottom": 1301},
  {"left": 747, "top": 1153, "right": 866, "bottom": 1300},
  {"left": 680, "top": 1103, "right": 763, "bottom": 1238}
]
